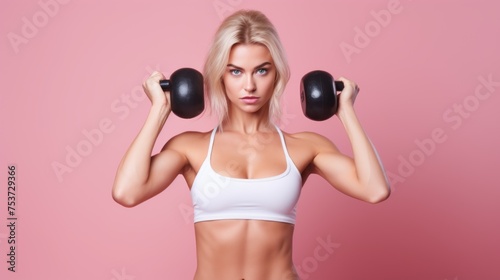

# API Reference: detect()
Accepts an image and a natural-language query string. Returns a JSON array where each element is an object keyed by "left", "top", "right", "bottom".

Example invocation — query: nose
[{"left": 244, "top": 74, "right": 256, "bottom": 93}]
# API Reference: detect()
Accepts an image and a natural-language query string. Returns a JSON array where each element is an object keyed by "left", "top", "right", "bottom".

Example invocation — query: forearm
[
  {"left": 113, "top": 105, "right": 170, "bottom": 196},
  {"left": 338, "top": 107, "right": 390, "bottom": 199}
]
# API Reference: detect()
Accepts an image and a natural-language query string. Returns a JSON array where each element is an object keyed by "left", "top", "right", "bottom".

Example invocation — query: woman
[{"left": 112, "top": 9, "right": 390, "bottom": 280}]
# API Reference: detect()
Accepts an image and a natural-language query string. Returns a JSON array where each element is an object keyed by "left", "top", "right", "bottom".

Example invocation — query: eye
[
  {"left": 230, "top": 69, "right": 242, "bottom": 76},
  {"left": 256, "top": 68, "right": 268, "bottom": 75}
]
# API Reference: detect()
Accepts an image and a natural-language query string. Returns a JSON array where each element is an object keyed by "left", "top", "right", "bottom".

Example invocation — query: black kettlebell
[
  {"left": 300, "top": 70, "right": 344, "bottom": 121},
  {"left": 159, "top": 68, "right": 204, "bottom": 119}
]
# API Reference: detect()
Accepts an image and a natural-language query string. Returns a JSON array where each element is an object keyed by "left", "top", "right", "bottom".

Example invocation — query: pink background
[{"left": 1, "top": 0, "right": 499, "bottom": 279}]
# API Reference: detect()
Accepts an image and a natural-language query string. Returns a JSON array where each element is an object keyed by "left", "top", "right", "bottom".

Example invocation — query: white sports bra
[{"left": 191, "top": 125, "right": 303, "bottom": 224}]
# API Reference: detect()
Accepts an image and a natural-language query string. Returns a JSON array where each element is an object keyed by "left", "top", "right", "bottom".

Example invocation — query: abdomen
[{"left": 193, "top": 220, "right": 297, "bottom": 279}]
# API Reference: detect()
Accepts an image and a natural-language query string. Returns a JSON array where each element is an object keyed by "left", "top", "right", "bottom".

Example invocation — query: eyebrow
[{"left": 226, "top": 62, "right": 272, "bottom": 70}]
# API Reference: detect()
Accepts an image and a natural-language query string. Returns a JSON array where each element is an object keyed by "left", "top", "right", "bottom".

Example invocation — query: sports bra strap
[
  {"left": 206, "top": 126, "right": 218, "bottom": 161},
  {"left": 274, "top": 125, "right": 293, "bottom": 162}
]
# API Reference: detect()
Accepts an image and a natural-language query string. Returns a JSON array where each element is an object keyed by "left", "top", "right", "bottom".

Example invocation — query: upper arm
[
  {"left": 137, "top": 133, "right": 191, "bottom": 205},
  {"left": 307, "top": 133, "right": 370, "bottom": 202}
]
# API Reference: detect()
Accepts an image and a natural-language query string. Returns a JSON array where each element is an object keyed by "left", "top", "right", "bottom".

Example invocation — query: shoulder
[
  {"left": 281, "top": 130, "right": 339, "bottom": 153},
  {"left": 279, "top": 130, "right": 341, "bottom": 175},
  {"left": 161, "top": 129, "right": 213, "bottom": 152}
]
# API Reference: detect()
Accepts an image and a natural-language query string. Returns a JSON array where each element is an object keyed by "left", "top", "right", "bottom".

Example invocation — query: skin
[{"left": 112, "top": 43, "right": 390, "bottom": 280}]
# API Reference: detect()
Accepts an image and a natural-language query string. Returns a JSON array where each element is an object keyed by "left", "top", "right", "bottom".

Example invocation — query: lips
[{"left": 241, "top": 96, "right": 259, "bottom": 104}]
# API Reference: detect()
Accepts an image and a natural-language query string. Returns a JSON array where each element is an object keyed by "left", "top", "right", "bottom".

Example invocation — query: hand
[
  {"left": 336, "top": 77, "right": 360, "bottom": 117},
  {"left": 142, "top": 71, "right": 170, "bottom": 109}
]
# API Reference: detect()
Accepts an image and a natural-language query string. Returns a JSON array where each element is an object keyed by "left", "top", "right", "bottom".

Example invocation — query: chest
[
  {"left": 184, "top": 130, "right": 316, "bottom": 186},
  {"left": 208, "top": 131, "right": 315, "bottom": 180},
  {"left": 212, "top": 133, "right": 286, "bottom": 178}
]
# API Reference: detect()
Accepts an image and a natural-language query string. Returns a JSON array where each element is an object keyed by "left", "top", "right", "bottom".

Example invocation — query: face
[{"left": 222, "top": 43, "right": 276, "bottom": 115}]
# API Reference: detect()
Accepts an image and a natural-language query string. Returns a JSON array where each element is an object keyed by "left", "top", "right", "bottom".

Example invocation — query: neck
[{"left": 221, "top": 106, "right": 274, "bottom": 134}]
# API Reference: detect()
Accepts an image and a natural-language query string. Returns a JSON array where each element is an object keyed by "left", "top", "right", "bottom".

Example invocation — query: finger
[
  {"left": 338, "top": 76, "right": 356, "bottom": 87},
  {"left": 143, "top": 72, "right": 166, "bottom": 91},
  {"left": 149, "top": 71, "right": 166, "bottom": 82}
]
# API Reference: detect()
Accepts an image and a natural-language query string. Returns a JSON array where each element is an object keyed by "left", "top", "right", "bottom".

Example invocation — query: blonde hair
[{"left": 203, "top": 10, "right": 290, "bottom": 126}]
